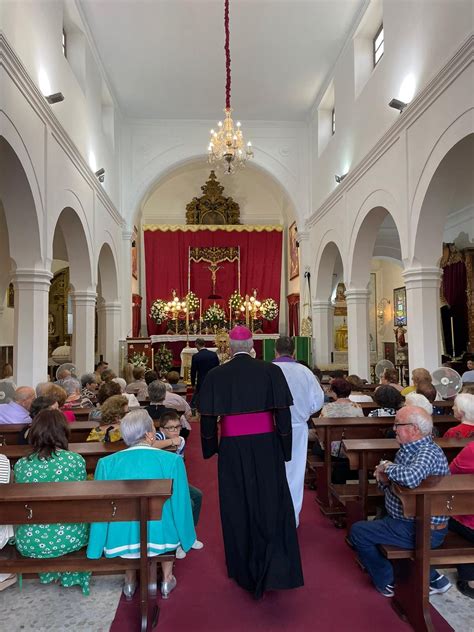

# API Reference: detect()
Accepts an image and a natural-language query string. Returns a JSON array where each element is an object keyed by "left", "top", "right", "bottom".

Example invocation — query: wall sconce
[
  {"left": 335, "top": 173, "right": 347, "bottom": 184},
  {"left": 377, "top": 298, "right": 391, "bottom": 323},
  {"left": 388, "top": 98, "right": 407, "bottom": 113},
  {"left": 95, "top": 168, "right": 105, "bottom": 183},
  {"left": 46, "top": 92, "right": 65, "bottom": 104}
]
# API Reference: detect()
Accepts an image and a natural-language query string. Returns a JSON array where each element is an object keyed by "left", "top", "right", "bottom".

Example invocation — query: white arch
[
  {"left": 410, "top": 109, "right": 474, "bottom": 267},
  {"left": 51, "top": 205, "right": 94, "bottom": 292},
  {"left": 347, "top": 189, "right": 404, "bottom": 288},
  {"left": 97, "top": 238, "right": 119, "bottom": 302},
  {"left": 130, "top": 148, "right": 303, "bottom": 227},
  {"left": 312, "top": 231, "right": 345, "bottom": 301},
  {"left": 0, "top": 117, "right": 44, "bottom": 268}
]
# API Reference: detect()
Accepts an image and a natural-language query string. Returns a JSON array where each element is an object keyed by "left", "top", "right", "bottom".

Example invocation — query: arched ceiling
[{"left": 78, "top": 0, "right": 366, "bottom": 120}]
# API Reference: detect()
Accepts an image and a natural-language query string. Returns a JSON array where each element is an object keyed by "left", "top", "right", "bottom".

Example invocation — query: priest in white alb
[{"left": 273, "top": 336, "right": 324, "bottom": 526}]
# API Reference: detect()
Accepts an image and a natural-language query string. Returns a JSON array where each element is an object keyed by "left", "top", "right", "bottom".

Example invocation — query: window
[
  {"left": 62, "top": 29, "right": 67, "bottom": 58},
  {"left": 331, "top": 108, "right": 336, "bottom": 135},
  {"left": 373, "top": 24, "right": 384, "bottom": 66}
]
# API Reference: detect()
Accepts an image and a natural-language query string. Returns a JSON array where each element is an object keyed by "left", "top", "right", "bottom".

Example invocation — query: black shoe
[{"left": 457, "top": 580, "right": 474, "bottom": 599}]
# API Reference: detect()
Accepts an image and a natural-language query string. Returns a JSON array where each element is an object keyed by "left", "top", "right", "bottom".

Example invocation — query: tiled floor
[
  {"left": 430, "top": 569, "right": 474, "bottom": 632},
  {"left": 0, "top": 574, "right": 122, "bottom": 631}
]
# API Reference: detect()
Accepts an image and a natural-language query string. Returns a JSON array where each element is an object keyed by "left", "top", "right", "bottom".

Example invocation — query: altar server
[
  {"left": 198, "top": 325, "right": 303, "bottom": 599},
  {"left": 273, "top": 336, "right": 324, "bottom": 526}
]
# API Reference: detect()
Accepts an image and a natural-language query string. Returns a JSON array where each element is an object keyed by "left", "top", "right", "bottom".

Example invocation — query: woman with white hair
[
  {"left": 405, "top": 392, "right": 433, "bottom": 416},
  {"left": 112, "top": 377, "right": 140, "bottom": 409},
  {"left": 86, "top": 409, "right": 195, "bottom": 600},
  {"left": 444, "top": 393, "right": 474, "bottom": 439}
]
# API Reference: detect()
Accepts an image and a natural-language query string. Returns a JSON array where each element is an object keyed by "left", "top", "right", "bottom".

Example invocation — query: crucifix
[{"left": 207, "top": 262, "right": 223, "bottom": 297}]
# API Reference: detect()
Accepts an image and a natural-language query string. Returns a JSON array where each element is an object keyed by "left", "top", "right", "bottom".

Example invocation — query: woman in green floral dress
[{"left": 14, "top": 410, "right": 91, "bottom": 594}]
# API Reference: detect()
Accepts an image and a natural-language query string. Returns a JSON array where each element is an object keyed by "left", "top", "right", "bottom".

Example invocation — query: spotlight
[
  {"left": 388, "top": 98, "right": 408, "bottom": 113},
  {"left": 335, "top": 173, "right": 347, "bottom": 184},
  {"left": 95, "top": 168, "right": 105, "bottom": 183},
  {"left": 45, "top": 92, "right": 65, "bottom": 104}
]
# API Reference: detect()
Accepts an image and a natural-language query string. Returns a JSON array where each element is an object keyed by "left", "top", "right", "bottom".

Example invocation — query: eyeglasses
[
  {"left": 163, "top": 425, "right": 181, "bottom": 431},
  {"left": 393, "top": 422, "right": 414, "bottom": 429}
]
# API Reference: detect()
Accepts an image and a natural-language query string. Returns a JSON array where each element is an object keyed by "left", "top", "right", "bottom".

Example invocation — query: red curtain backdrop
[
  {"left": 144, "top": 228, "right": 283, "bottom": 335},
  {"left": 132, "top": 294, "right": 142, "bottom": 338},
  {"left": 287, "top": 293, "right": 300, "bottom": 336}
]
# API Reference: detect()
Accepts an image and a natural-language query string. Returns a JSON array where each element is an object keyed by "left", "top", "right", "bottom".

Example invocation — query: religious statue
[
  {"left": 334, "top": 318, "right": 349, "bottom": 351},
  {"left": 48, "top": 313, "right": 55, "bottom": 336},
  {"left": 215, "top": 329, "right": 231, "bottom": 364},
  {"left": 207, "top": 262, "right": 223, "bottom": 298}
]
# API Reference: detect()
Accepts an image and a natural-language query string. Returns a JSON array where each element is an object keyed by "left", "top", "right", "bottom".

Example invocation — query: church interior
[{"left": 0, "top": 0, "right": 473, "bottom": 630}]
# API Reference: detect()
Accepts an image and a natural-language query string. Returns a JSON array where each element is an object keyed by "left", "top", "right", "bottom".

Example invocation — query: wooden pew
[
  {"left": 341, "top": 437, "right": 472, "bottom": 527},
  {"left": 0, "top": 480, "right": 174, "bottom": 631},
  {"left": 358, "top": 400, "right": 454, "bottom": 416},
  {"left": 380, "top": 474, "right": 474, "bottom": 632},
  {"left": 0, "top": 442, "right": 126, "bottom": 473},
  {"left": 0, "top": 420, "right": 163, "bottom": 445},
  {"left": 312, "top": 415, "right": 458, "bottom": 515}
]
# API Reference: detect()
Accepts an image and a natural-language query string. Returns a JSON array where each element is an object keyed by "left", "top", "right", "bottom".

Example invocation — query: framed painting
[
  {"left": 393, "top": 286, "right": 407, "bottom": 326},
  {"left": 289, "top": 222, "right": 299, "bottom": 281}
]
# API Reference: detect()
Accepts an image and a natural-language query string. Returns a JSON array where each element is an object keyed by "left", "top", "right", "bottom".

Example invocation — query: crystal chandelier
[{"left": 208, "top": 0, "right": 253, "bottom": 175}]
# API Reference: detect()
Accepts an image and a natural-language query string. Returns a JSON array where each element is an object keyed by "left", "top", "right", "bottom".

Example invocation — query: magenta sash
[{"left": 220, "top": 411, "right": 274, "bottom": 437}]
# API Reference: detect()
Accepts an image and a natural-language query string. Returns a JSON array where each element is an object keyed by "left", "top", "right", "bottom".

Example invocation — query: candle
[{"left": 451, "top": 316, "right": 455, "bottom": 357}]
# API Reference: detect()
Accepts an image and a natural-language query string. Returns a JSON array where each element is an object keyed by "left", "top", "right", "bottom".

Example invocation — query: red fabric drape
[
  {"left": 287, "top": 293, "right": 300, "bottom": 336},
  {"left": 132, "top": 294, "right": 142, "bottom": 338},
  {"left": 144, "top": 228, "right": 282, "bottom": 335}
]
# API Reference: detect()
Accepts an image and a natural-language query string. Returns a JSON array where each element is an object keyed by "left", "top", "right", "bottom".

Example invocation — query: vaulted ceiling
[{"left": 78, "top": 0, "right": 366, "bottom": 120}]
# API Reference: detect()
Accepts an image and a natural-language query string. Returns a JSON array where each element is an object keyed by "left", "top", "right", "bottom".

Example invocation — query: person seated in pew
[
  {"left": 39, "top": 383, "right": 75, "bottom": 422},
  {"left": 87, "top": 409, "right": 196, "bottom": 600},
  {"left": 416, "top": 379, "right": 444, "bottom": 415},
  {"left": 347, "top": 375, "right": 373, "bottom": 403},
  {"left": 100, "top": 368, "right": 117, "bottom": 384},
  {"left": 443, "top": 393, "right": 474, "bottom": 439},
  {"left": 368, "top": 385, "right": 403, "bottom": 417},
  {"left": 445, "top": 441, "right": 474, "bottom": 598},
  {"left": 349, "top": 406, "right": 451, "bottom": 598},
  {"left": 62, "top": 377, "right": 94, "bottom": 410},
  {"left": 86, "top": 395, "right": 129, "bottom": 442},
  {"left": 112, "top": 377, "right": 140, "bottom": 409},
  {"left": 405, "top": 392, "right": 433, "bottom": 416},
  {"left": 462, "top": 384, "right": 474, "bottom": 395},
  {"left": 88, "top": 381, "right": 122, "bottom": 422},
  {"left": 125, "top": 366, "right": 148, "bottom": 401},
  {"left": 0, "top": 453, "right": 15, "bottom": 592},
  {"left": 378, "top": 367, "right": 404, "bottom": 393},
  {"left": 461, "top": 359, "right": 474, "bottom": 384},
  {"left": 0, "top": 386, "right": 35, "bottom": 424},
  {"left": 14, "top": 410, "right": 91, "bottom": 594},
  {"left": 400, "top": 367, "right": 432, "bottom": 397},
  {"left": 146, "top": 380, "right": 190, "bottom": 439},
  {"left": 80, "top": 373, "right": 98, "bottom": 404},
  {"left": 144, "top": 369, "right": 159, "bottom": 386},
  {"left": 156, "top": 411, "right": 204, "bottom": 560},
  {"left": 166, "top": 371, "right": 187, "bottom": 394}
]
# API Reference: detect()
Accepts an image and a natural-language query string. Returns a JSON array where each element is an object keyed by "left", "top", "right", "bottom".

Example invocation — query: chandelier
[{"left": 208, "top": 0, "right": 253, "bottom": 175}]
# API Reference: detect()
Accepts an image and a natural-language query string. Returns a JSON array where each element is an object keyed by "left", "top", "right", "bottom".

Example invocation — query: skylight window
[{"left": 373, "top": 24, "right": 384, "bottom": 66}]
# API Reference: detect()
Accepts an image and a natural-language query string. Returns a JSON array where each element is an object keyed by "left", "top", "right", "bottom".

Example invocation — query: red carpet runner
[{"left": 110, "top": 425, "right": 453, "bottom": 631}]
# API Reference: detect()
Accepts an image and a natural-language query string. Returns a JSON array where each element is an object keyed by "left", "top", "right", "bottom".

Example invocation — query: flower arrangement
[
  {"left": 261, "top": 298, "right": 279, "bottom": 321},
  {"left": 185, "top": 291, "right": 200, "bottom": 313},
  {"left": 154, "top": 344, "right": 173, "bottom": 376},
  {"left": 149, "top": 298, "right": 168, "bottom": 324},
  {"left": 203, "top": 303, "right": 226, "bottom": 327},
  {"left": 127, "top": 351, "right": 149, "bottom": 368},
  {"left": 228, "top": 291, "right": 244, "bottom": 312}
]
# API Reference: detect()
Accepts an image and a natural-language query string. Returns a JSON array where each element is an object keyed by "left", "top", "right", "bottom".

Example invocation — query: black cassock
[{"left": 198, "top": 353, "right": 304, "bottom": 599}]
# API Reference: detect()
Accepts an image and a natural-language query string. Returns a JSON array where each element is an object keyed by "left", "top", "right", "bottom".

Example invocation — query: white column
[
  {"left": 102, "top": 301, "right": 122, "bottom": 373},
  {"left": 312, "top": 300, "right": 334, "bottom": 365},
  {"left": 70, "top": 290, "right": 96, "bottom": 376},
  {"left": 11, "top": 268, "right": 52, "bottom": 386},
  {"left": 402, "top": 267, "right": 442, "bottom": 373},
  {"left": 122, "top": 228, "right": 133, "bottom": 338},
  {"left": 345, "top": 288, "right": 370, "bottom": 379},
  {"left": 96, "top": 297, "right": 106, "bottom": 362}
]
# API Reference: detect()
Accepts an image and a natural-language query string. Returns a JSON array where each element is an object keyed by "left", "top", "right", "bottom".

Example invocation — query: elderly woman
[
  {"left": 113, "top": 377, "right": 140, "bottom": 409},
  {"left": 87, "top": 409, "right": 196, "bottom": 600},
  {"left": 347, "top": 375, "right": 373, "bottom": 403},
  {"left": 320, "top": 378, "right": 365, "bottom": 419},
  {"left": 87, "top": 395, "right": 129, "bottom": 442},
  {"left": 401, "top": 367, "right": 432, "bottom": 397},
  {"left": 14, "top": 410, "right": 90, "bottom": 594},
  {"left": 125, "top": 366, "right": 149, "bottom": 400},
  {"left": 80, "top": 373, "right": 98, "bottom": 402},
  {"left": 446, "top": 441, "right": 474, "bottom": 598},
  {"left": 444, "top": 393, "right": 474, "bottom": 439},
  {"left": 40, "top": 383, "right": 75, "bottom": 422},
  {"left": 62, "top": 377, "right": 94, "bottom": 410},
  {"left": 146, "top": 380, "right": 188, "bottom": 435},
  {"left": 369, "top": 385, "right": 403, "bottom": 417},
  {"left": 88, "top": 381, "right": 122, "bottom": 422}
]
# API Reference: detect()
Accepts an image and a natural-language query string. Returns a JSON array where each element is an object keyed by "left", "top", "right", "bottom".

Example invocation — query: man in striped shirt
[{"left": 350, "top": 406, "right": 452, "bottom": 597}]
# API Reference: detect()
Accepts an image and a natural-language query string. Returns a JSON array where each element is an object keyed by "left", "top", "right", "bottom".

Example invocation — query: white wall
[
  {"left": 1, "top": 0, "right": 121, "bottom": 206},
  {"left": 309, "top": 0, "right": 473, "bottom": 216}
]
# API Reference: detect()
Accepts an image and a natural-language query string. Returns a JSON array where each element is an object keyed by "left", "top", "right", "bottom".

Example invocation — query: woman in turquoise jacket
[{"left": 86, "top": 409, "right": 196, "bottom": 599}]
